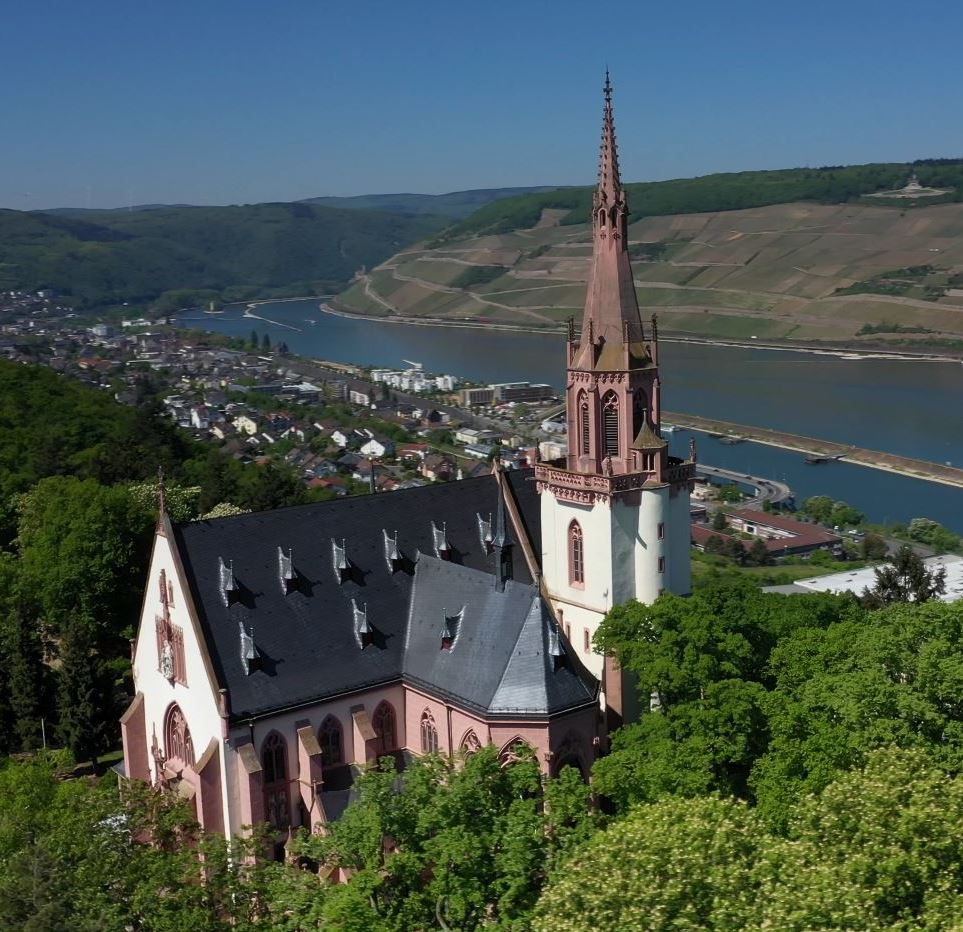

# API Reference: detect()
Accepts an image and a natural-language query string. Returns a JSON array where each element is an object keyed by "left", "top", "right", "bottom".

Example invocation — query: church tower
[{"left": 536, "top": 74, "right": 695, "bottom": 724}]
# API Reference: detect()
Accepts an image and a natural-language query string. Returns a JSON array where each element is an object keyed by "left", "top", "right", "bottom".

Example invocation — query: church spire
[
  {"left": 576, "top": 72, "right": 646, "bottom": 358},
  {"left": 597, "top": 70, "right": 622, "bottom": 203}
]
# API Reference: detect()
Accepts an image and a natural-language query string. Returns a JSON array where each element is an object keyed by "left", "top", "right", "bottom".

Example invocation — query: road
[{"left": 697, "top": 464, "right": 793, "bottom": 508}]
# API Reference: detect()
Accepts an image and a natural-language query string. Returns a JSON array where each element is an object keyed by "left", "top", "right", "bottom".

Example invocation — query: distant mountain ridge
[
  {"left": 299, "top": 187, "right": 562, "bottom": 219},
  {"left": 0, "top": 202, "right": 448, "bottom": 312},
  {"left": 332, "top": 158, "right": 963, "bottom": 355},
  {"left": 38, "top": 186, "right": 563, "bottom": 222}
]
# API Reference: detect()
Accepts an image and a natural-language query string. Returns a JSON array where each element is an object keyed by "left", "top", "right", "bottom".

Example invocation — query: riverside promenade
[{"left": 664, "top": 411, "right": 963, "bottom": 490}]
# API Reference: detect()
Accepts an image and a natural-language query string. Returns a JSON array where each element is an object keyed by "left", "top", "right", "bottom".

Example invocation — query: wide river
[{"left": 178, "top": 299, "right": 963, "bottom": 531}]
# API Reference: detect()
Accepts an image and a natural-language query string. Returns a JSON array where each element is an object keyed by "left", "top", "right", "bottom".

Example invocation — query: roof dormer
[
  {"left": 219, "top": 557, "right": 237, "bottom": 607},
  {"left": 278, "top": 546, "right": 296, "bottom": 594}
]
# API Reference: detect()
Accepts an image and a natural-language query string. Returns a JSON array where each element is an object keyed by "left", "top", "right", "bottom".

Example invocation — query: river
[{"left": 178, "top": 299, "right": 963, "bottom": 531}]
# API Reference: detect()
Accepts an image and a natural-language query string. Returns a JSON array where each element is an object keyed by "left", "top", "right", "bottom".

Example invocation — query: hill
[
  {"left": 300, "top": 186, "right": 562, "bottom": 219},
  {"left": 0, "top": 202, "right": 447, "bottom": 312},
  {"left": 332, "top": 160, "right": 963, "bottom": 353}
]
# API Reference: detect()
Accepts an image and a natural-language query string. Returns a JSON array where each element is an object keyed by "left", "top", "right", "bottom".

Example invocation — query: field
[{"left": 333, "top": 199, "right": 963, "bottom": 351}]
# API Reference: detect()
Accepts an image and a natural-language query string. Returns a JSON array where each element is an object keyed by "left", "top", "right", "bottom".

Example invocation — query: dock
[{"left": 664, "top": 411, "right": 963, "bottom": 490}]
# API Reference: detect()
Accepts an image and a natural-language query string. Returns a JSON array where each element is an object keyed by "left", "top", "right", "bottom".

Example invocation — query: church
[{"left": 120, "top": 76, "right": 695, "bottom": 841}]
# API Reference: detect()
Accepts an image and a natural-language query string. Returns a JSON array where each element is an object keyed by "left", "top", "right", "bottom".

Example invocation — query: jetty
[{"left": 664, "top": 411, "right": 963, "bottom": 490}]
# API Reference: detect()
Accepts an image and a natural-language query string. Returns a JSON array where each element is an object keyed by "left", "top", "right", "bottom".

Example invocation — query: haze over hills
[
  {"left": 332, "top": 160, "right": 963, "bottom": 354},
  {"left": 300, "top": 187, "right": 562, "bottom": 219}
]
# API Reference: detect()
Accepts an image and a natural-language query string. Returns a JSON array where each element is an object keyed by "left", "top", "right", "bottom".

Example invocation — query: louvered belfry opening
[
  {"left": 580, "top": 394, "right": 590, "bottom": 455},
  {"left": 602, "top": 393, "right": 619, "bottom": 457}
]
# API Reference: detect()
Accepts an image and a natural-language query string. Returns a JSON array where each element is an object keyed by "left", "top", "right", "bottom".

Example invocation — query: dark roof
[
  {"left": 404, "top": 559, "right": 596, "bottom": 716},
  {"left": 171, "top": 470, "right": 577, "bottom": 721}
]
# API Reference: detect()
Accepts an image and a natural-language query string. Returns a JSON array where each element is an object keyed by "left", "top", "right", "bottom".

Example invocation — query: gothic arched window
[
  {"left": 262, "top": 732, "right": 290, "bottom": 830},
  {"left": 569, "top": 521, "right": 584, "bottom": 587},
  {"left": 372, "top": 701, "right": 397, "bottom": 755},
  {"left": 319, "top": 715, "right": 343, "bottom": 767},
  {"left": 602, "top": 392, "right": 620, "bottom": 457},
  {"left": 499, "top": 737, "right": 534, "bottom": 767},
  {"left": 164, "top": 703, "right": 194, "bottom": 766},
  {"left": 578, "top": 391, "right": 590, "bottom": 455},
  {"left": 460, "top": 730, "right": 482, "bottom": 756},
  {"left": 420, "top": 709, "right": 439, "bottom": 754}
]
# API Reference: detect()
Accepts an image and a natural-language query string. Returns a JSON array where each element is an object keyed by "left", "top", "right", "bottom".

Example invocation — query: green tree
[
  {"left": 751, "top": 599, "right": 963, "bottom": 828},
  {"left": 802, "top": 495, "right": 834, "bottom": 523},
  {"left": 533, "top": 795, "right": 763, "bottom": 932},
  {"left": 711, "top": 510, "right": 727, "bottom": 531},
  {"left": 5, "top": 604, "right": 46, "bottom": 752},
  {"left": 249, "top": 328, "right": 259, "bottom": 348},
  {"left": 861, "top": 531, "right": 889, "bottom": 560},
  {"left": 748, "top": 538, "right": 770, "bottom": 566},
  {"left": 862, "top": 543, "right": 946, "bottom": 608},
  {"left": 290, "top": 746, "right": 599, "bottom": 930},
  {"left": 261, "top": 332, "right": 271, "bottom": 352},
  {"left": 16, "top": 477, "right": 154, "bottom": 649},
  {"left": 907, "top": 516, "right": 961, "bottom": 553},
  {"left": 56, "top": 614, "right": 107, "bottom": 765}
]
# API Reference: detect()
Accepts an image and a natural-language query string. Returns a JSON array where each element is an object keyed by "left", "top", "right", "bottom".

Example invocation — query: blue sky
[{"left": 3, "top": 0, "right": 960, "bottom": 209}]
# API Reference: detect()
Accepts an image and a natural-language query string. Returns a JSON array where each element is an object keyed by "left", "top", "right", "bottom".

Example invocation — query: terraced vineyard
[{"left": 333, "top": 199, "right": 963, "bottom": 352}]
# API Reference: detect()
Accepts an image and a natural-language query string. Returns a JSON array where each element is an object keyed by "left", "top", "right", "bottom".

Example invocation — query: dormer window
[
  {"left": 440, "top": 606, "right": 464, "bottom": 651},
  {"left": 219, "top": 557, "right": 237, "bottom": 607},
  {"left": 431, "top": 521, "right": 450, "bottom": 560},
  {"left": 383, "top": 529, "right": 401, "bottom": 573},
  {"left": 352, "top": 599, "right": 372, "bottom": 649},
  {"left": 477, "top": 513, "right": 494, "bottom": 553},
  {"left": 332, "top": 539, "right": 349, "bottom": 584},
  {"left": 239, "top": 621, "right": 260, "bottom": 675},
  {"left": 278, "top": 547, "right": 295, "bottom": 594}
]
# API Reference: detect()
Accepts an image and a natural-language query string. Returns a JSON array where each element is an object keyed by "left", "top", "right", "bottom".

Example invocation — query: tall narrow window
[
  {"left": 164, "top": 704, "right": 194, "bottom": 766},
  {"left": 579, "top": 392, "right": 590, "bottom": 455},
  {"left": 372, "top": 701, "right": 397, "bottom": 755},
  {"left": 569, "top": 521, "right": 584, "bottom": 587},
  {"left": 602, "top": 392, "right": 620, "bottom": 457},
  {"left": 262, "top": 733, "right": 289, "bottom": 830},
  {"left": 420, "top": 710, "right": 439, "bottom": 754},
  {"left": 319, "top": 715, "right": 343, "bottom": 767}
]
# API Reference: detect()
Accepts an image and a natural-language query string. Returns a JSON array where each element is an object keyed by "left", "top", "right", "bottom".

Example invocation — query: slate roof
[
  {"left": 404, "top": 559, "right": 597, "bottom": 715},
  {"left": 171, "top": 470, "right": 595, "bottom": 722}
]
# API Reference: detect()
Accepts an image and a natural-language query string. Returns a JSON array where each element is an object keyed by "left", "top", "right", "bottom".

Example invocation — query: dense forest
[
  {"left": 1, "top": 360, "right": 962, "bottom": 929},
  {"left": 0, "top": 202, "right": 447, "bottom": 312},
  {"left": 0, "top": 360, "right": 321, "bottom": 764},
  {"left": 444, "top": 158, "right": 963, "bottom": 238}
]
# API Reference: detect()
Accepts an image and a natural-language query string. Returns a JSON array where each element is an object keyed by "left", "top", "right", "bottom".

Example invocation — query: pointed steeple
[
  {"left": 597, "top": 70, "right": 622, "bottom": 203},
  {"left": 576, "top": 71, "right": 648, "bottom": 363}
]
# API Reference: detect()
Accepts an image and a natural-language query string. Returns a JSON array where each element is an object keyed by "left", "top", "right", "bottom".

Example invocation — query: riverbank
[
  {"left": 667, "top": 412, "right": 963, "bottom": 491},
  {"left": 321, "top": 301, "right": 963, "bottom": 364}
]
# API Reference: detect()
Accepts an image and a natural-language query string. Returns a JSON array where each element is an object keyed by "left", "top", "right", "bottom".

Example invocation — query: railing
[{"left": 535, "top": 458, "right": 695, "bottom": 498}]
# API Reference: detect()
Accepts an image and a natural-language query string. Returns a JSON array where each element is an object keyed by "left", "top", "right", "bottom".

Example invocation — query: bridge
[{"left": 663, "top": 412, "right": 963, "bottom": 490}]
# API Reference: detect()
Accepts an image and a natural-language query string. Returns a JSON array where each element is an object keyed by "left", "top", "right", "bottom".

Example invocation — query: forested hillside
[
  {"left": 0, "top": 360, "right": 319, "bottom": 768},
  {"left": 0, "top": 202, "right": 447, "bottom": 311},
  {"left": 301, "top": 185, "right": 561, "bottom": 218},
  {"left": 443, "top": 158, "right": 963, "bottom": 238}
]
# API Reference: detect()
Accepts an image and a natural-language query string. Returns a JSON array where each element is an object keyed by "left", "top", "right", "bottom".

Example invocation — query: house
[
  {"left": 398, "top": 443, "right": 430, "bottom": 462},
  {"left": 420, "top": 453, "right": 455, "bottom": 481},
  {"left": 347, "top": 381, "right": 374, "bottom": 406},
  {"left": 190, "top": 405, "right": 212, "bottom": 430},
  {"left": 359, "top": 434, "right": 395, "bottom": 459},
  {"left": 232, "top": 415, "right": 260, "bottom": 437}
]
